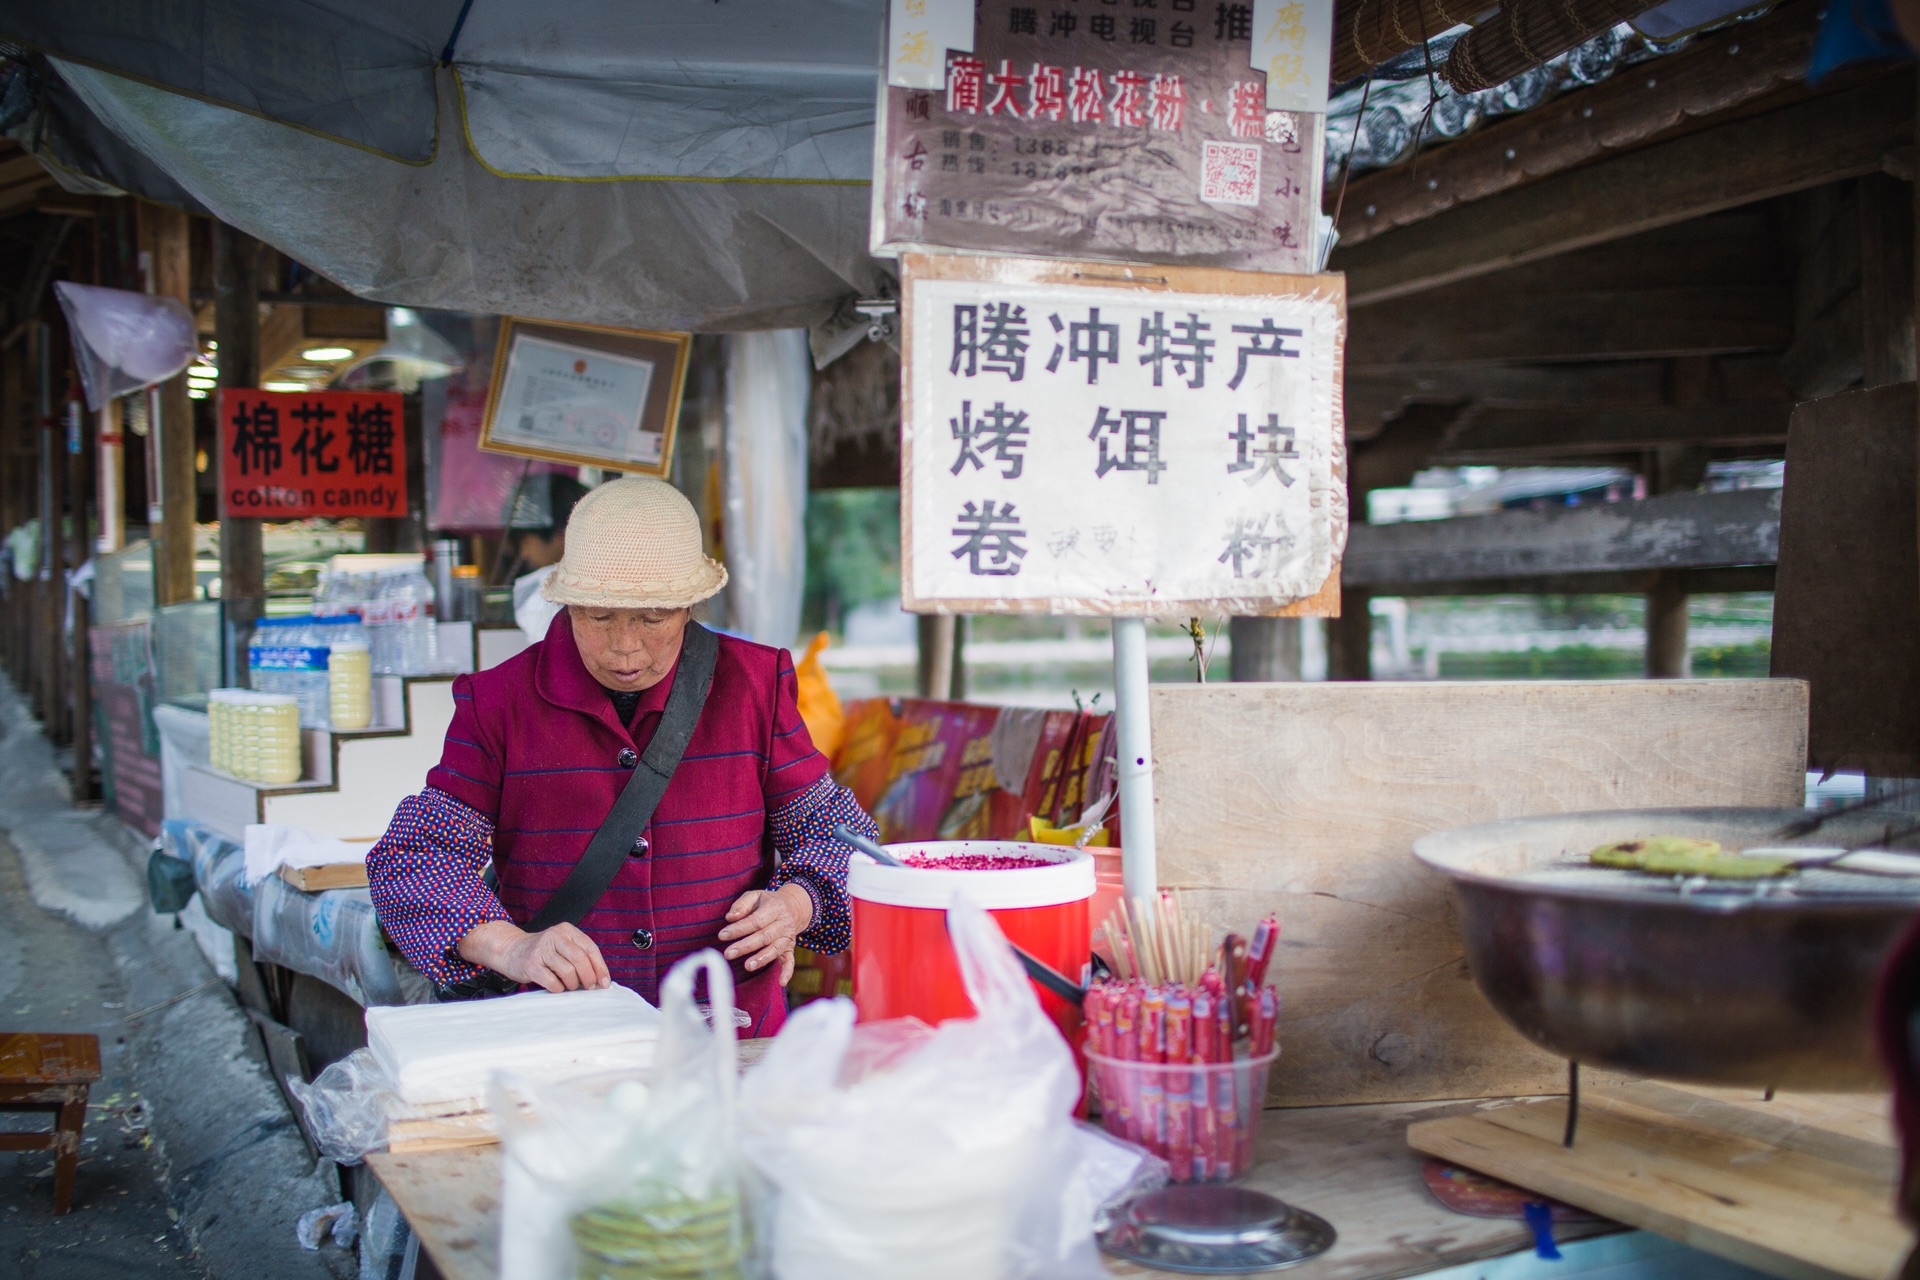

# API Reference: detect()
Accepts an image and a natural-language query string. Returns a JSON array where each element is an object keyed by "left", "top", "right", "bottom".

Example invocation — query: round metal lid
[{"left": 1098, "top": 1186, "right": 1337, "bottom": 1274}]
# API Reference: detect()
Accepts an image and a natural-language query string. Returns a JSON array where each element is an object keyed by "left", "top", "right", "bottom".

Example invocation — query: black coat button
[
  {"left": 617, "top": 748, "right": 638, "bottom": 769},
  {"left": 627, "top": 836, "right": 649, "bottom": 860},
  {"left": 630, "top": 928, "right": 654, "bottom": 950}
]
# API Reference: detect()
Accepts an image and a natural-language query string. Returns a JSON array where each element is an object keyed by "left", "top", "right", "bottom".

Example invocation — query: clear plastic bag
[
  {"left": 494, "top": 950, "right": 748, "bottom": 1280},
  {"left": 739, "top": 895, "right": 1144, "bottom": 1280},
  {"left": 285, "top": 1047, "right": 401, "bottom": 1166}
]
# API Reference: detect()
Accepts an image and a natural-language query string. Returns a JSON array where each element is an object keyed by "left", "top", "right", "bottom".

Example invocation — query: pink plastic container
[{"left": 1085, "top": 1046, "right": 1279, "bottom": 1183}]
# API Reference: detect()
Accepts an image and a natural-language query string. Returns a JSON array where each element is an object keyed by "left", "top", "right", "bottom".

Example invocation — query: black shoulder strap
[{"left": 527, "top": 622, "right": 720, "bottom": 932}]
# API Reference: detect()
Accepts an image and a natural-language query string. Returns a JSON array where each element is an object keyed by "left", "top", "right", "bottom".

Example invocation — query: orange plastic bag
[{"left": 795, "top": 631, "right": 846, "bottom": 761}]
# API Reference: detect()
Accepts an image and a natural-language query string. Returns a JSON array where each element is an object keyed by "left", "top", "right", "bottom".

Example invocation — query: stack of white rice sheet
[{"left": 365, "top": 986, "right": 660, "bottom": 1150}]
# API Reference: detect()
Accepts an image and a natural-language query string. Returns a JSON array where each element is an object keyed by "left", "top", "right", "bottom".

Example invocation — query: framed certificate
[{"left": 477, "top": 318, "right": 692, "bottom": 476}]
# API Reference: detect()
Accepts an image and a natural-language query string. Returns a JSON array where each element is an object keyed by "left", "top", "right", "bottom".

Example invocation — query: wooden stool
[{"left": 0, "top": 1032, "right": 102, "bottom": 1214}]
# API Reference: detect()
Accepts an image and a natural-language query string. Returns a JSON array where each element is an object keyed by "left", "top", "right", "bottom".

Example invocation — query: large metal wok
[{"left": 1413, "top": 807, "right": 1920, "bottom": 1090}]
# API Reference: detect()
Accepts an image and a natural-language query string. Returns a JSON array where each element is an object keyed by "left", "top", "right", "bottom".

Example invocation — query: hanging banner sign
[
  {"left": 218, "top": 389, "right": 409, "bottom": 518},
  {"left": 1253, "top": 0, "right": 1334, "bottom": 114},
  {"left": 887, "top": 0, "right": 975, "bottom": 90},
  {"left": 872, "top": 0, "right": 1323, "bottom": 273},
  {"left": 901, "top": 253, "right": 1345, "bottom": 616}
]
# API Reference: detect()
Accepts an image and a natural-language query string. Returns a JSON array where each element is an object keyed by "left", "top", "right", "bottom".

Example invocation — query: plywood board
[
  {"left": 1151, "top": 680, "right": 1808, "bottom": 1106},
  {"left": 1407, "top": 1085, "right": 1910, "bottom": 1280}
]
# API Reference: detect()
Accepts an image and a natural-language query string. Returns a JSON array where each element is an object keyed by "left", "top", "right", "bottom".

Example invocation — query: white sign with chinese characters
[
  {"left": 902, "top": 254, "right": 1345, "bottom": 616},
  {"left": 887, "top": 0, "right": 975, "bottom": 90},
  {"left": 1253, "top": 0, "right": 1334, "bottom": 115}
]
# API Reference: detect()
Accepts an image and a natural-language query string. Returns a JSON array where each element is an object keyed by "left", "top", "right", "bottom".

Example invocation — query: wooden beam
[
  {"left": 1333, "top": 72, "right": 1913, "bottom": 306},
  {"left": 1335, "top": 1, "right": 1820, "bottom": 248},
  {"left": 1343, "top": 487, "right": 1781, "bottom": 587},
  {"left": 1349, "top": 286, "right": 1790, "bottom": 369},
  {"left": 1347, "top": 361, "right": 1673, "bottom": 438},
  {"left": 143, "top": 203, "right": 198, "bottom": 607},
  {"left": 1372, "top": 565, "right": 1776, "bottom": 597},
  {"left": 1438, "top": 403, "right": 1793, "bottom": 461}
]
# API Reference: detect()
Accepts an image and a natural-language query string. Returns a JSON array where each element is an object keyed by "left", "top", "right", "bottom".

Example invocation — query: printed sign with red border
[{"left": 218, "top": 389, "right": 409, "bottom": 519}]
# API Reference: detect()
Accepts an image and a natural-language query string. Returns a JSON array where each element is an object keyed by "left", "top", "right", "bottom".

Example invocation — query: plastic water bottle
[
  {"left": 365, "top": 569, "right": 400, "bottom": 674},
  {"left": 311, "top": 568, "right": 367, "bottom": 649},
  {"left": 251, "top": 616, "right": 330, "bottom": 726},
  {"left": 248, "top": 618, "right": 291, "bottom": 697},
  {"left": 286, "top": 618, "right": 332, "bottom": 727},
  {"left": 387, "top": 564, "right": 440, "bottom": 674}
]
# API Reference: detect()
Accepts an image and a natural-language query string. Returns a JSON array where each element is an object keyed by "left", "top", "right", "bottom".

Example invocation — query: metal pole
[{"left": 1112, "top": 616, "right": 1156, "bottom": 901}]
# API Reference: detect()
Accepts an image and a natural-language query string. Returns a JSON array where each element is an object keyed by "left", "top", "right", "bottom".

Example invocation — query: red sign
[{"left": 218, "top": 389, "right": 408, "bottom": 518}]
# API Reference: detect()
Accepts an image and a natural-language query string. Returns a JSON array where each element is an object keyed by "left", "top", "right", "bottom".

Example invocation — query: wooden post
[
  {"left": 69, "top": 591, "right": 93, "bottom": 803},
  {"left": 145, "top": 204, "right": 198, "bottom": 606},
  {"left": 1329, "top": 590, "right": 1372, "bottom": 680},
  {"left": 950, "top": 615, "right": 968, "bottom": 701},
  {"left": 1229, "top": 616, "right": 1302, "bottom": 681},
  {"left": 917, "top": 614, "right": 956, "bottom": 699},
  {"left": 1641, "top": 439, "right": 1708, "bottom": 680},
  {"left": 1861, "top": 173, "right": 1916, "bottom": 389},
  {"left": 213, "top": 221, "right": 263, "bottom": 679},
  {"left": 1645, "top": 573, "right": 1692, "bottom": 678},
  {"left": 33, "top": 324, "right": 56, "bottom": 725}
]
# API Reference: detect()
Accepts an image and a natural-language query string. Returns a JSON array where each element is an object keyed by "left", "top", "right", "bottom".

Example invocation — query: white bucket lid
[{"left": 850, "top": 841, "right": 1095, "bottom": 910}]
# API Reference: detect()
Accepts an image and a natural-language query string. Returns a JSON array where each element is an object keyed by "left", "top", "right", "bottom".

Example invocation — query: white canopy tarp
[{"left": 7, "top": 1, "right": 889, "bottom": 331}]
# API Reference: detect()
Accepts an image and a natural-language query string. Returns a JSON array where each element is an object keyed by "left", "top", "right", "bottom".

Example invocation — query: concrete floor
[
  {"left": 0, "top": 678, "right": 352, "bottom": 1280},
  {"left": 0, "top": 830, "right": 205, "bottom": 1278}
]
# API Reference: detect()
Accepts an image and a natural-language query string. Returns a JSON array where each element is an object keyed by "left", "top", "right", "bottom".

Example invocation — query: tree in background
[{"left": 803, "top": 489, "right": 900, "bottom": 636}]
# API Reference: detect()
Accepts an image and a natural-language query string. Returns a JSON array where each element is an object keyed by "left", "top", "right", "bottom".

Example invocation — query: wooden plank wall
[{"left": 1150, "top": 680, "right": 1808, "bottom": 1107}]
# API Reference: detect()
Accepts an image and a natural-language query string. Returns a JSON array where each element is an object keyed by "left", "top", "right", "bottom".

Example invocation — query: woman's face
[{"left": 569, "top": 606, "right": 691, "bottom": 692}]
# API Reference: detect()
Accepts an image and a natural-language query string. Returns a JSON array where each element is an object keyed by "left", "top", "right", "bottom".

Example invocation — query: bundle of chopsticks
[{"left": 1086, "top": 893, "right": 1280, "bottom": 1182}]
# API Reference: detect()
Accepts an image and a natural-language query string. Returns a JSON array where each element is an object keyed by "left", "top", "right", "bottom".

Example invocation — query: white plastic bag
[
  {"left": 51, "top": 281, "right": 197, "bottom": 410},
  {"left": 495, "top": 950, "right": 748, "bottom": 1280},
  {"left": 739, "top": 894, "right": 1134, "bottom": 1280}
]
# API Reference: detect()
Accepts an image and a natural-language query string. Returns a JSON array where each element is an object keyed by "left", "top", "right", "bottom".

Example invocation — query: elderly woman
[{"left": 368, "top": 477, "right": 877, "bottom": 1035}]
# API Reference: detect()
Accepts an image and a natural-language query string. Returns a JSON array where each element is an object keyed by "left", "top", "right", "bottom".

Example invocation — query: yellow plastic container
[
  {"left": 207, "top": 689, "right": 237, "bottom": 773},
  {"left": 252, "top": 693, "right": 302, "bottom": 784},
  {"left": 328, "top": 641, "right": 372, "bottom": 730}
]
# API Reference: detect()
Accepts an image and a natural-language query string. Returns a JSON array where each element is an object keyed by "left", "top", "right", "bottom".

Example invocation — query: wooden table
[{"left": 369, "top": 1097, "right": 1619, "bottom": 1280}]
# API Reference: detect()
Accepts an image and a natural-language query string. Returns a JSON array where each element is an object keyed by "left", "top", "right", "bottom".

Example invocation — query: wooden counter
[{"left": 369, "top": 1097, "right": 1622, "bottom": 1280}]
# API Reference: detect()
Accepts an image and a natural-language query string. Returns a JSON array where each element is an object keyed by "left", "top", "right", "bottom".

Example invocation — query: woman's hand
[
  {"left": 457, "top": 920, "right": 610, "bottom": 993},
  {"left": 719, "top": 885, "right": 814, "bottom": 985}
]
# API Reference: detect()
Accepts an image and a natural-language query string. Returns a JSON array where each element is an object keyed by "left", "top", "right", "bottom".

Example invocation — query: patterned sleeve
[
  {"left": 367, "top": 787, "right": 511, "bottom": 989},
  {"left": 767, "top": 774, "right": 870, "bottom": 954}
]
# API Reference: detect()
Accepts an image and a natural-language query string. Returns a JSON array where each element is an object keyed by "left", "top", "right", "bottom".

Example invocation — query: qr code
[{"left": 1199, "top": 140, "right": 1262, "bottom": 207}]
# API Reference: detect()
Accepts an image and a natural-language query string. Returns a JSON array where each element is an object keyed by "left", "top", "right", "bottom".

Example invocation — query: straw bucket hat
[{"left": 541, "top": 477, "right": 728, "bottom": 609}]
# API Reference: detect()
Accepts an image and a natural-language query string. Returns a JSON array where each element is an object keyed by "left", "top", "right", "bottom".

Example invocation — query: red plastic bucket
[{"left": 850, "top": 841, "right": 1094, "bottom": 1045}]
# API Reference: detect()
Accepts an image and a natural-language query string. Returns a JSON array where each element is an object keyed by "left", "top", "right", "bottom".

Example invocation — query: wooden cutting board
[
  {"left": 1407, "top": 1081, "right": 1912, "bottom": 1280},
  {"left": 276, "top": 862, "right": 370, "bottom": 892}
]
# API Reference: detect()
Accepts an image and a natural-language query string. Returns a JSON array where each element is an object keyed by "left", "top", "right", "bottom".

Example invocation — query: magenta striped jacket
[{"left": 370, "top": 611, "right": 862, "bottom": 1035}]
